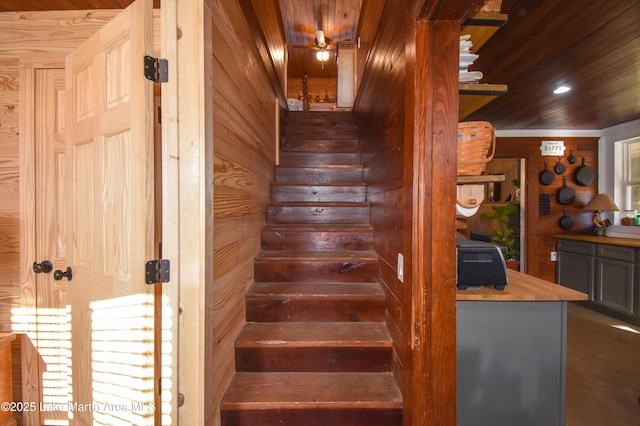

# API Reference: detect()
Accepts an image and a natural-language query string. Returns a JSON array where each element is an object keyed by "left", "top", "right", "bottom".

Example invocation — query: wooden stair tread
[
  {"left": 278, "top": 151, "right": 362, "bottom": 166},
  {"left": 248, "top": 282, "right": 384, "bottom": 297},
  {"left": 284, "top": 133, "right": 358, "bottom": 143},
  {"left": 276, "top": 164, "right": 363, "bottom": 169},
  {"left": 221, "top": 372, "right": 402, "bottom": 409},
  {"left": 267, "top": 201, "right": 369, "bottom": 207},
  {"left": 236, "top": 322, "right": 392, "bottom": 347},
  {"left": 262, "top": 223, "right": 372, "bottom": 231},
  {"left": 271, "top": 182, "right": 366, "bottom": 187},
  {"left": 256, "top": 250, "right": 378, "bottom": 261}
]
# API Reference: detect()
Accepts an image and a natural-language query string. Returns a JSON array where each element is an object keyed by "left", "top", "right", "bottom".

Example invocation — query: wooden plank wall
[
  {"left": 355, "top": 1, "right": 475, "bottom": 423},
  {"left": 355, "top": 2, "right": 462, "bottom": 424},
  {"left": 354, "top": 0, "right": 408, "bottom": 394},
  {"left": 0, "top": 57, "right": 19, "bottom": 330},
  {"left": 495, "top": 136, "right": 598, "bottom": 282},
  {"left": 212, "top": 0, "right": 285, "bottom": 422}
]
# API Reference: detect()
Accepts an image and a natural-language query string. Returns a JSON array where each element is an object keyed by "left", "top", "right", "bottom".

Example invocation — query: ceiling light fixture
[
  {"left": 316, "top": 50, "right": 329, "bottom": 62},
  {"left": 553, "top": 85, "right": 571, "bottom": 94}
]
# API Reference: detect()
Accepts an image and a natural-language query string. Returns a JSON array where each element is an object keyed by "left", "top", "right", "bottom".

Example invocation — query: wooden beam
[{"left": 407, "top": 18, "right": 458, "bottom": 425}]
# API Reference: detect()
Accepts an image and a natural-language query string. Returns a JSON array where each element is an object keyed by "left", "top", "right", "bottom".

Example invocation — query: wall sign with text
[{"left": 540, "top": 140, "right": 566, "bottom": 156}]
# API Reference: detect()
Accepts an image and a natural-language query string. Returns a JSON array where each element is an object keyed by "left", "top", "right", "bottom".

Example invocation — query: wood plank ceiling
[
  {"left": 1, "top": 0, "right": 638, "bottom": 130},
  {"left": 279, "top": 0, "right": 362, "bottom": 79},
  {"left": 467, "top": 0, "right": 640, "bottom": 130}
]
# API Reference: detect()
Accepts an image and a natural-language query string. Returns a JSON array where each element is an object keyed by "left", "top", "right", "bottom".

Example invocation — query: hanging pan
[
  {"left": 574, "top": 157, "right": 595, "bottom": 186},
  {"left": 556, "top": 176, "right": 576, "bottom": 205},
  {"left": 559, "top": 208, "right": 574, "bottom": 230},
  {"left": 567, "top": 148, "right": 577, "bottom": 164},
  {"left": 539, "top": 162, "right": 555, "bottom": 185},
  {"left": 554, "top": 156, "right": 566, "bottom": 174}
]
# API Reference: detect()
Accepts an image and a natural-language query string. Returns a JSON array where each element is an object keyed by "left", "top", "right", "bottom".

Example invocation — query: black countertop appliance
[{"left": 456, "top": 238, "right": 508, "bottom": 290}]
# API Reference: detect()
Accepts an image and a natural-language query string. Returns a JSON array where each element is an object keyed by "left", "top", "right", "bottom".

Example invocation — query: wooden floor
[{"left": 566, "top": 302, "right": 640, "bottom": 425}]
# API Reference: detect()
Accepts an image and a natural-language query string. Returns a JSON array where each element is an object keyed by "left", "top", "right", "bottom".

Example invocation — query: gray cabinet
[
  {"left": 556, "top": 239, "right": 595, "bottom": 298},
  {"left": 596, "top": 244, "right": 635, "bottom": 315},
  {"left": 457, "top": 301, "right": 568, "bottom": 426},
  {"left": 557, "top": 238, "right": 639, "bottom": 320}
]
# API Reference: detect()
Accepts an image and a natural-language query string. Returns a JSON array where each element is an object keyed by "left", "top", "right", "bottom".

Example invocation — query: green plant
[{"left": 479, "top": 204, "right": 520, "bottom": 260}]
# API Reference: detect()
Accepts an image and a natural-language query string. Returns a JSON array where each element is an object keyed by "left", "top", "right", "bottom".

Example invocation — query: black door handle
[
  {"left": 33, "top": 260, "right": 53, "bottom": 274},
  {"left": 53, "top": 267, "right": 73, "bottom": 281}
]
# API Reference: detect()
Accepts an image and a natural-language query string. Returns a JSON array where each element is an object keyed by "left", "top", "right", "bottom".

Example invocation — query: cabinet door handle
[
  {"left": 33, "top": 260, "right": 53, "bottom": 274},
  {"left": 53, "top": 267, "right": 73, "bottom": 281}
]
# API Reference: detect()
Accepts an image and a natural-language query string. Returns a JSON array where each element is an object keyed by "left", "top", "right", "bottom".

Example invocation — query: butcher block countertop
[
  {"left": 555, "top": 234, "right": 640, "bottom": 248},
  {"left": 456, "top": 270, "right": 588, "bottom": 302}
]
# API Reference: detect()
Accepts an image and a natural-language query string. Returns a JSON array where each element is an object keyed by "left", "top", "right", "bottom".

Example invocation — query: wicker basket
[{"left": 457, "top": 121, "right": 495, "bottom": 176}]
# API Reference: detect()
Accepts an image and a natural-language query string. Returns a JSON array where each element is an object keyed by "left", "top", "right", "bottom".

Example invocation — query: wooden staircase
[{"left": 221, "top": 111, "right": 403, "bottom": 425}]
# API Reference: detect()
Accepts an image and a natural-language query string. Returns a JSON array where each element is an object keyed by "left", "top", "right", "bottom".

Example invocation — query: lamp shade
[{"left": 583, "top": 193, "right": 620, "bottom": 211}]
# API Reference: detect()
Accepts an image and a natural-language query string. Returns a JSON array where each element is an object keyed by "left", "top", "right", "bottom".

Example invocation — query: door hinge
[
  {"left": 145, "top": 259, "right": 170, "bottom": 284},
  {"left": 144, "top": 55, "right": 168, "bottom": 83}
]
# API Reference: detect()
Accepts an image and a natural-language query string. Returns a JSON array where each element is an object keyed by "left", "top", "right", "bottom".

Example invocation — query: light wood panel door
[
  {"left": 64, "top": 0, "right": 156, "bottom": 424},
  {"left": 34, "top": 67, "right": 70, "bottom": 426}
]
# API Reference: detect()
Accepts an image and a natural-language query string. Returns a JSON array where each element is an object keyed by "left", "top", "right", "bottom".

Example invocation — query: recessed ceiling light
[{"left": 553, "top": 85, "right": 571, "bottom": 94}]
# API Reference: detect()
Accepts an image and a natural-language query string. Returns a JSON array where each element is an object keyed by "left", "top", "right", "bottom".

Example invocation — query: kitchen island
[{"left": 456, "top": 270, "right": 587, "bottom": 426}]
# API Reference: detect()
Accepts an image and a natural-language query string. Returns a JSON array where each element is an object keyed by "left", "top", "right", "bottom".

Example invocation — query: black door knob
[
  {"left": 33, "top": 260, "right": 53, "bottom": 274},
  {"left": 53, "top": 267, "right": 73, "bottom": 281}
]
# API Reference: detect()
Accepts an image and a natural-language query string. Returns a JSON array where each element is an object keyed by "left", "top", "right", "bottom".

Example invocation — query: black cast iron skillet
[
  {"left": 539, "top": 162, "right": 555, "bottom": 185},
  {"left": 554, "top": 156, "right": 566, "bottom": 174},
  {"left": 574, "top": 157, "right": 595, "bottom": 186},
  {"left": 567, "top": 148, "right": 577, "bottom": 164},
  {"left": 559, "top": 208, "right": 574, "bottom": 230},
  {"left": 556, "top": 176, "right": 576, "bottom": 205}
]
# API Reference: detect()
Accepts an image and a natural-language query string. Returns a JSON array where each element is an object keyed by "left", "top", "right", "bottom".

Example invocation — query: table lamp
[{"left": 583, "top": 193, "right": 619, "bottom": 235}]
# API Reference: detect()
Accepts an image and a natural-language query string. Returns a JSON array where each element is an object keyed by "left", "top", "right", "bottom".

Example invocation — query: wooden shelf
[
  {"left": 457, "top": 174, "right": 505, "bottom": 184},
  {"left": 460, "top": 13, "right": 508, "bottom": 53},
  {"left": 459, "top": 13, "right": 508, "bottom": 120},
  {"left": 459, "top": 83, "right": 508, "bottom": 119}
]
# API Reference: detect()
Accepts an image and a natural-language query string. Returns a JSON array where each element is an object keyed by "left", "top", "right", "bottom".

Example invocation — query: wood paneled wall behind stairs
[
  {"left": 212, "top": 0, "right": 286, "bottom": 422},
  {"left": 354, "top": 0, "right": 463, "bottom": 424}
]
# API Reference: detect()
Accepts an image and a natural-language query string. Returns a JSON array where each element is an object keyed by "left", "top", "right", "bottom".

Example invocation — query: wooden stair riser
[
  {"left": 246, "top": 282, "right": 386, "bottom": 322},
  {"left": 281, "top": 138, "right": 359, "bottom": 152},
  {"left": 271, "top": 184, "right": 366, "bottom": 202},
  {"left": 279, "top": 152, "right": 361, "bottom": 166},
  {"left": 267, "top": 203, "right": 369, "bottom": 224},
  {"left": 254, "top": 259, "right": 378, "bottom": 283},
  {"left": 246, "top": 296, "right": 386, "bottom": 322},
  {"left": 284, "top": 126, "right": 358, "bottom": 138},
  {"left": 286, "top": 111, "right": 355, "bottom": 125},
  {"left": 275, "top": 166, "right": 363, "bottom": 183},
  {"left": 235, "top": 346, "right": 392, "bottom": 372},
  {"left": 261, "top": 227, "right": 373, "bottom": 251},
  {"left": 222, "top": 408, "right": 402, "bottom": 426}
]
